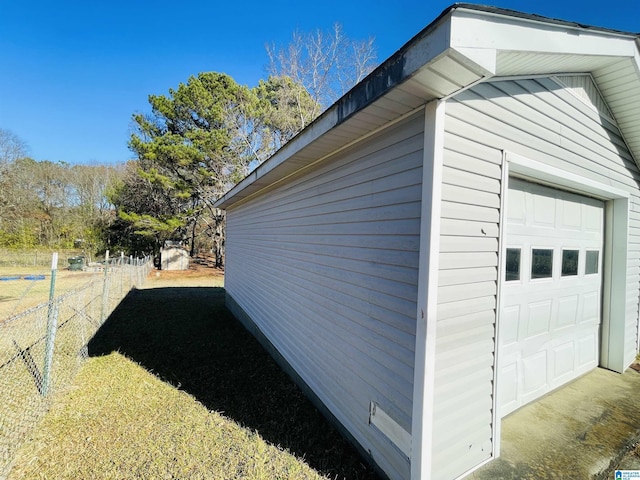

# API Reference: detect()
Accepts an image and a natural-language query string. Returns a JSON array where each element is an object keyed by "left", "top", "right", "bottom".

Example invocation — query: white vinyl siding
[
  {"left": 435, "top": 76, "right": 640, "bottom": 480},
  {"left": 432, "top": 125, "right": 503, "bottom": 480},
  {"left": 554, "top": 74, "right": 614, "bottom": 120},
  {"left": 224, "top": 112, "right": 425, "bottom": 480}
]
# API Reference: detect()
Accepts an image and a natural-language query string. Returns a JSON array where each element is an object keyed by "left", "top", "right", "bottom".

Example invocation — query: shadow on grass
[{"left": 88, "top": 286, "right": 381, "bottom": 480}]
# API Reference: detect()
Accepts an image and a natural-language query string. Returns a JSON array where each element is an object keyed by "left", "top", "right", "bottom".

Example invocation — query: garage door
[{"left": 499, "top": 178, "right": 604, "bottom": 416}]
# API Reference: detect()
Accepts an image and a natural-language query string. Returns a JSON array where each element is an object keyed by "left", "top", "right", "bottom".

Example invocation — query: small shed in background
[{"left": 160, "top": 241, "right": 189, "bottom": 271}]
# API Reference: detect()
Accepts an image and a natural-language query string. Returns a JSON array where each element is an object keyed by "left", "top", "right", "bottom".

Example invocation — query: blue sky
[{"left": 0, "top": 0, "right": 638, "bottom": 165}]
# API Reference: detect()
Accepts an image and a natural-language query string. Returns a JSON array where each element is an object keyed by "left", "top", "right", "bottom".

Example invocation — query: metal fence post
[
  {"left": 129, "top": 255, "right": 134, "bottom": 289},
  {"left": 100, "top": 250, "right": 110, "bottom": 323},
  {"left": 120, "top": 252, "right": 125, "bottom": 297},
  {"left": 42, "top": 252, "right": 59, "bottom": 396}
]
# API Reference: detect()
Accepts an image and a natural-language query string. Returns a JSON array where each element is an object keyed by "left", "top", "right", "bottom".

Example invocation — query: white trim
[
  {"left": 490, "top": 73, "right": 599, "bottom": 82},
  {"left": 451, "top": 9, "right": 637, "bottom": 55},
  {"left": 449, "top": 47, "right": 496, "bottom": 76},
  {"left": 507, "top": 153, "right": 629, "bottom": 200},
  {"left": 453, "top": 6, "right": 639, "bottom": 41},
  {"left": 440, "top": 74, "right": 491, "bottom": 102},
  {"left": 601, "top": 196, "right": 630, "bottom": 372},
  {"left": 369, "top": 402, "right": 411, "bottom": 458},
  {"left": 410, "top": 100, "right": 446, "bottom": 480},
  {"left": 492, "top": 150, "right": 510, "bottom": 457},
  {"left": 503, "top": 151, "right": 630, "bottom": 374}
]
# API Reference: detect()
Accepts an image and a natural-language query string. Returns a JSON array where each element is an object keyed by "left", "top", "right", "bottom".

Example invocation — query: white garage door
[{"left": 499, "top": 178, "right": 604, "bottom": 416}]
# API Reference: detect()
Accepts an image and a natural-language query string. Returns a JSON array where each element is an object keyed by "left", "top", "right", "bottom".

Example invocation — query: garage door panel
[
  {"left": 532, "top": 195, "right": 556, "bottom": 227},
  {"left": 508, "top": 225, "right": 601, "bottom": 241},
  {"left": 585, "top": 203, "right": 604, "bottom": 232},
  {"left": 525, "top": 300, "right": 552, "bottom": 338},
  {"left": 499, "top": 178, "right": 603, "bottom": 417},
  {"left": 562, "top": 201, "right": 582, "bottom": 230},
  {"left": 522, "top": 351, "right": 547, "bottom": 398},
  {"left": 499, "top": 362, "right": 519, "bottom": 412},
  {"left": 582, "top": 292, "right": 600, "bottom": 323},
  {"left": 577, "top": 333, "right": 598, "bottom": 366},
  {"left": 551, "top": 342, "right": 575, "bottom": 379},
  {"left": 556, "top": 295, "right": 579, "bottom": 328},
  {"left": 501, "top": 305, "right": 520, "bottom": 345},
  {"left": 507, "top": 188, "right": 526, "bottom": 224},
  {"left": 519, "top": 333, "right": 553, "bottom": 359}
]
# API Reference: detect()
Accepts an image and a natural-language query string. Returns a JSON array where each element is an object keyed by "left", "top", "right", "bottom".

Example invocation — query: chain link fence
[
  {"left": 0, "top": 255, "right": 153, "bottom": 478},
  {"left": 0, "top": 249, "right": 86, "bottom": 269}
]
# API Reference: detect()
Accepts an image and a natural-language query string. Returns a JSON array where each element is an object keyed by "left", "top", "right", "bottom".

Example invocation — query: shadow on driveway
[{"left": 88, "top": 286, "right": 380, "bottom": 480}]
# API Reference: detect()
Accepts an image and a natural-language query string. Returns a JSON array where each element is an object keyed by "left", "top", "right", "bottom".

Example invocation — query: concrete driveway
[{"left": 470, "top": 366, "right": 640, "bottom": 479}]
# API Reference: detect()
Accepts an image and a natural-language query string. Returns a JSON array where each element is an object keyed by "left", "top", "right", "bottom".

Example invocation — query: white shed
[
  {"left": 160, "top": 244, "right": 189, "bottom": 271},
  {"left": 215, "top": 5, "right": 640, "bottom": 479}
]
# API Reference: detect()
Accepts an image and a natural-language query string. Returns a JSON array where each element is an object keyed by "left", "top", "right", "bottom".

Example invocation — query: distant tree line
[
  {"left": 0, "top": 132, "right": 121, "bottom": 257},
  {"left": 1, "top": 25, "right": 377, "bottom": 266}
]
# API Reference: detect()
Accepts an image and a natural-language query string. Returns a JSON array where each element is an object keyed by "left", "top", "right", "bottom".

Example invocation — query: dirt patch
[{"left": 145, "top": 258, "right": 224, "bottom": 288}]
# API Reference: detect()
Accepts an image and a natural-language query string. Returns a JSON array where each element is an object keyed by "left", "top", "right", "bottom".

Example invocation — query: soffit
[
  {"left": 492, "top": 53, "right": 640, "bottom": 163},
  {"left": 451, "top": 8, "right": 640, "bottom": 167}
]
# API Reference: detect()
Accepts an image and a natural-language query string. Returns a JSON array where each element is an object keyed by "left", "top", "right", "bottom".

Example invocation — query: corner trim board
[{"left": 410, "top": 99, "right": 446, "bottom": 480}]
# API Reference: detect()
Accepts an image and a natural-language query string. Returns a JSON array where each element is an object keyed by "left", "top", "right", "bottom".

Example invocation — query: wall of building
[
  {"left": 432, "top": 75, "right": 640, "bottom": 479},
  {"left": 224, "top": 112, "right": 425, "bottom": 480}
]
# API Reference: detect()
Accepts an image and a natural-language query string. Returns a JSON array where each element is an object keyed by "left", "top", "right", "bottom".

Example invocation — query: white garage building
[{"left": 215, "top": 5, "right": 640, "bottom": 479}]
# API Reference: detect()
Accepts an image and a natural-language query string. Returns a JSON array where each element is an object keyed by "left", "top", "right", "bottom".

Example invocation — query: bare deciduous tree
[
  {"left": 0, "top": 129, "right": 29, "bottom": 242},
  {"left": 266, "top": 23, "right": 377, "bottom": 129},
  {"left": 0, "top": 128, "right": 28, "bottom": 167}
]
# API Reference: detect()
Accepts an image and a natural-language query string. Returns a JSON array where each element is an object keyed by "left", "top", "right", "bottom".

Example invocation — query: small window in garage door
[
  {"left": 561, "top": 249, "right": 579, "bottom": 276},
  {"left": 585, "top": 250, "right": 600, "bottom": 275},
  {"left": 531, "top": 248, "right": 553, "bottom": 279},
  {"left": 505, "top": 248, "right": 521, "bottom": 281}
]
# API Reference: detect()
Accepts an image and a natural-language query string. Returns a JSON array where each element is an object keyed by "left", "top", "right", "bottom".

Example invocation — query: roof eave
[
  {"left": 214, "top": 7, "right": 462, "bottom": 209},
  {"left": 215, "top": 5, "right": 640, "bottom": 209}
]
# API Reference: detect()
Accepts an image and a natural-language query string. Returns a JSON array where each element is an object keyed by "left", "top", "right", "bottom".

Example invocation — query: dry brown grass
[
  {"left": 9, "top": 353, "right": 326, "bottom": 480},
  {"left": 0, "top": 268, "right": 102, "bottom": 320},
  {"left": 8, "top": 265, "right": 380, "bottom": 480}
]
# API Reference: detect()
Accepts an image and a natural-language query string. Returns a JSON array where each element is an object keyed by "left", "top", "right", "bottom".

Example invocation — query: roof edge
[
  {"left": 215, "top": 4, "right": 640, "bottom": 210},
  {"left": 215, "top": 6, "right": 458, "bottom": 209},
  {"left": 452, "top": 3, "right": 639, "bottom": 37}
]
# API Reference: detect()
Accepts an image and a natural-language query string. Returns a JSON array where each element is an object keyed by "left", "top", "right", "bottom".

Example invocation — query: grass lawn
[
  {"left": 9, "top": 352, "right": 327, "bottom": 480},
  {"left": 0, "top": 267, "right": 102, "bottom": 320},
  {"left": 8, "top": 271, "right": 381, "bottom": 480}
]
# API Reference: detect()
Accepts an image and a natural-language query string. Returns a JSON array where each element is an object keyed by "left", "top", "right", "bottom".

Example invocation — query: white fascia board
[
  {"left": 633, "top": 38, "right": 640, "bottom": 82},
  {"left": 450, "top": 9, "right": 637, "bottom": 58},
  {"left": 401, "top": 16, "right": 452, "bottom": 77}
]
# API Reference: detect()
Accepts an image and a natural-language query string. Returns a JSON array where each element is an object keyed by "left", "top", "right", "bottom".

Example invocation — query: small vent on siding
[
  {"left": 369, "top": 402, "right": 411, "bottom": 458},
  {"left": 554, "top": 75, "right": 614, "bottom": 121}
]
